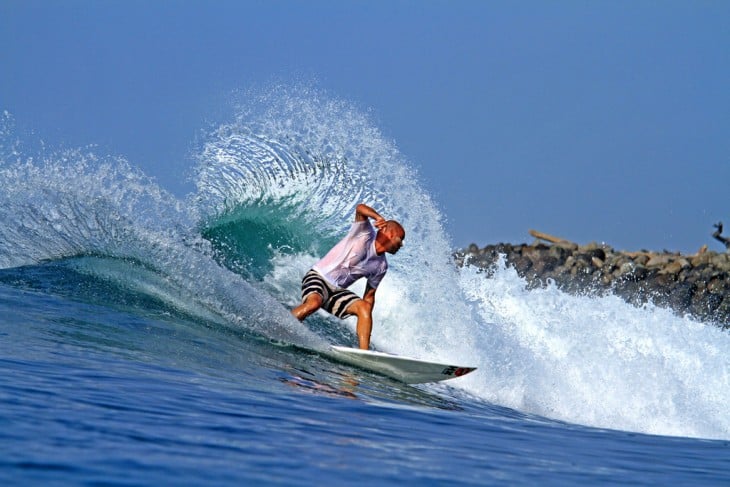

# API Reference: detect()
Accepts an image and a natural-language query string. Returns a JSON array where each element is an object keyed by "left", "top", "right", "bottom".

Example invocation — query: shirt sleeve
[{"left": 367, "top": 266, "right": 387, "bottom": 289}]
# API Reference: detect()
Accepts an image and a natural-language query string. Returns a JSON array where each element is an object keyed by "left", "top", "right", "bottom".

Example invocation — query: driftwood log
[{"left": 529, "top": 229, "right": 569, "bottom": 244}]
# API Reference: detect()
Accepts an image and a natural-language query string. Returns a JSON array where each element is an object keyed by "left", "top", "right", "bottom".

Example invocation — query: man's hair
[{"left": 384, "top": 220, "right": 405, "bottom": 239}]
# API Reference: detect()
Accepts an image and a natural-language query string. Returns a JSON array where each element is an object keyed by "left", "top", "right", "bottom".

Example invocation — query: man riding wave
[{"left": 291, "top": 203, "right": 405, "bottom": 349}]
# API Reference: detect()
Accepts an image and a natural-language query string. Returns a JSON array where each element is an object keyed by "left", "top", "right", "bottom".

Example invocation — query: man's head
[{"left": 377, "top": 220, "right": 405, "bottom": 254}]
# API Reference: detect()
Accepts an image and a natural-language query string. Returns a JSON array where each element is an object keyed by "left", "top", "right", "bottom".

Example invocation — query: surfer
[{"left": 291, "top": 203, "right": 405, "bottom": 350}]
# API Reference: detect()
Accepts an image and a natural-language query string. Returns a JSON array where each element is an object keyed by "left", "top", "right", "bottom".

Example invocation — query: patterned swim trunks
[{"left": 301, "top": 269, "right": 360, "bottom": 319}]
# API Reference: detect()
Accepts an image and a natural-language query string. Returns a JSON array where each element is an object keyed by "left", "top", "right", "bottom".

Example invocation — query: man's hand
[{"left": 356, "top": 203, "right": 386, "bottom": 226}]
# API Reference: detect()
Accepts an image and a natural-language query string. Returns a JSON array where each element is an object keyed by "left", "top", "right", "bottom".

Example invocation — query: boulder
[{"left": 458, "top": 235, "right": 730, "bottom": 328}]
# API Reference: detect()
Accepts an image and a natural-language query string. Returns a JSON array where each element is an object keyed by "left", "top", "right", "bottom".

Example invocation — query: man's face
[{"left": 384, "top": 230, "right": 404, "bottom": 254}]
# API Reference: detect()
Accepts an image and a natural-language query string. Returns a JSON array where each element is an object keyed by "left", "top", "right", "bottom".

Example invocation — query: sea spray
[
  {"left": 0, "top": 117, "right": 324, "bottom": 349},
  {"left": 194, "top": 85, "right": 477, "bottom": 363},
  {"left": 458, "top": 255, "right": 730, "bottom": 439}
]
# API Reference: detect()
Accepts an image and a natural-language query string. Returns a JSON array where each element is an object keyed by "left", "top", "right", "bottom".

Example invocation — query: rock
[
  {"left": 617, "top": 263, "right": 648, "bottom": 281},
  {"left": 707, "top": 275, "right": 728, "bottom": 294},
  {"left": 548, "top": 245, "right": 569, "bottom": 260},
  {"left": 588, "top": 248, "right": 607, "bottom": 261},
  {"left": 555, "top": 241, "right": 579, "bottom": 251},
  {"left": 711, "top": 253, "right": 729, "bottom": 265},
  {"left": 659, "top": 261, "right": 684, "bottom": 275},
  {"left": 715, "top": 298, "right": 730, "bottom": 327},
  {"left": 457, "top": 237, "right": 730, "bottom": 328},
  {"left": 668, "top": 281, "right": 697, "bottom": 310},
  {"left": 646, "top": 254, "right": 672, "bottom": 268},
  {"left": 533, "top": 256, "right": 560, "bottom": 274},
  {"left": 691, "top": 252, "right": 714, "bottom": 267},
  {"left": 511, "top": 255, "right": 533, "bottom": 274},
  {"left": 692, "top": 291, "right": 723, "bottom": 316}
]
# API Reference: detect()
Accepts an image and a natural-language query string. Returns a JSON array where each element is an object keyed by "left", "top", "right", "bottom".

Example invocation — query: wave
[
  {"left": 190, "top": 87, "right": 730, "bottom": 439},
  {"left": 460, "top": 257, "right": 730, "bottom": 439},
  {"left": 2, "top": 89, "right": 730, "bottom": 440},
  {"left": 0, "top": 111, "right": 324, "bottom": 349}
]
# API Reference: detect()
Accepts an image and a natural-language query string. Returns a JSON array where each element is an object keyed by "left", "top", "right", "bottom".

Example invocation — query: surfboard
[{"left": 328, "top": 346, "right": 476, "bottom": 384}]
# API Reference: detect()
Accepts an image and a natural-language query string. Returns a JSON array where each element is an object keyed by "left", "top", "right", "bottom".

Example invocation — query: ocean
[{"left": 1, "top": 91, "right": 729, "bottom": 485}]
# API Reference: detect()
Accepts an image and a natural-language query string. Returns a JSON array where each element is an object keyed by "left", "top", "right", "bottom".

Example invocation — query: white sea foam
[{"left": 456, "top": 257, "right": 730, "bottom": 439}]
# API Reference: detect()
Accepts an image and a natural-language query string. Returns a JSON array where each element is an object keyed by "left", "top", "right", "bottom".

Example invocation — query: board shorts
[{"left": 301, "top": 269, "right": 360, "bottom": 319}]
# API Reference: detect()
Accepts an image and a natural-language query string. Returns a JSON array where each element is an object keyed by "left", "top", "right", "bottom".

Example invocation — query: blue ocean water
[{"left": 1, "top": 93, "right": 729, "bottom": 485}]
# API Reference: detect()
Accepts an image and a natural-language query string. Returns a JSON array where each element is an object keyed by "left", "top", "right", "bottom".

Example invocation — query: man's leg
[
  {"left": 344, "top": 299, "right": 373, "bottom": 350},
  {"left": 292, "top": 293, "right": 323, "bottom": 321}
]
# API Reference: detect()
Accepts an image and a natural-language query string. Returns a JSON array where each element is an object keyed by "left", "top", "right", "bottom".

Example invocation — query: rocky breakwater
[{"left": 456, "top": 230, "right": 730, "bottom": 327}]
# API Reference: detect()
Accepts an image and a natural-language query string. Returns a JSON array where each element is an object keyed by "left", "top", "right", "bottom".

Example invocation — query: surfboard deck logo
[{"left": 328, "top": 346, "right": 476, "bottom": 384}]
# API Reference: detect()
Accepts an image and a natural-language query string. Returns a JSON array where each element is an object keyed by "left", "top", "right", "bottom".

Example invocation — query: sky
[{"left": 1, "top": 1, "right": 728, "bottom": 253}]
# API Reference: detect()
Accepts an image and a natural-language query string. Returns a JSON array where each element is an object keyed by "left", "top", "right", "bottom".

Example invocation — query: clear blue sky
[{"left": 2, "top": 1, "right": 728, "bottom": 253}]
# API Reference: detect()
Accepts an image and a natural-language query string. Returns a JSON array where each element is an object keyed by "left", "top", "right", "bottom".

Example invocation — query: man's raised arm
[{"left": 355, "top": 203, "right": 386, "bottom": 229}]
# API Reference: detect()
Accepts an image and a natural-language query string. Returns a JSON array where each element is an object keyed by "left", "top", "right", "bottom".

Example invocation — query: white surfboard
[{"left": 328, "top": 346, "right": 476, "bottom": 384}]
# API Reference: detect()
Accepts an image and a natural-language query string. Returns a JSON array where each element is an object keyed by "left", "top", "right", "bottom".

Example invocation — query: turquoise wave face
[{"left": 201, "top": 201, "right": 339, "bottom": 281}]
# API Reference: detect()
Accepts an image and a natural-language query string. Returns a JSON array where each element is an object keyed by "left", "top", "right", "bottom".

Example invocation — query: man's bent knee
[
  {"left": 306, "top": 293, "right": 323, "bottom": 308},
  {"left": 346, "top": 299, "right": 372, "bottom": 319},
  {"left": 292, "top": 293, "right": 323, "bottom": 320}
]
